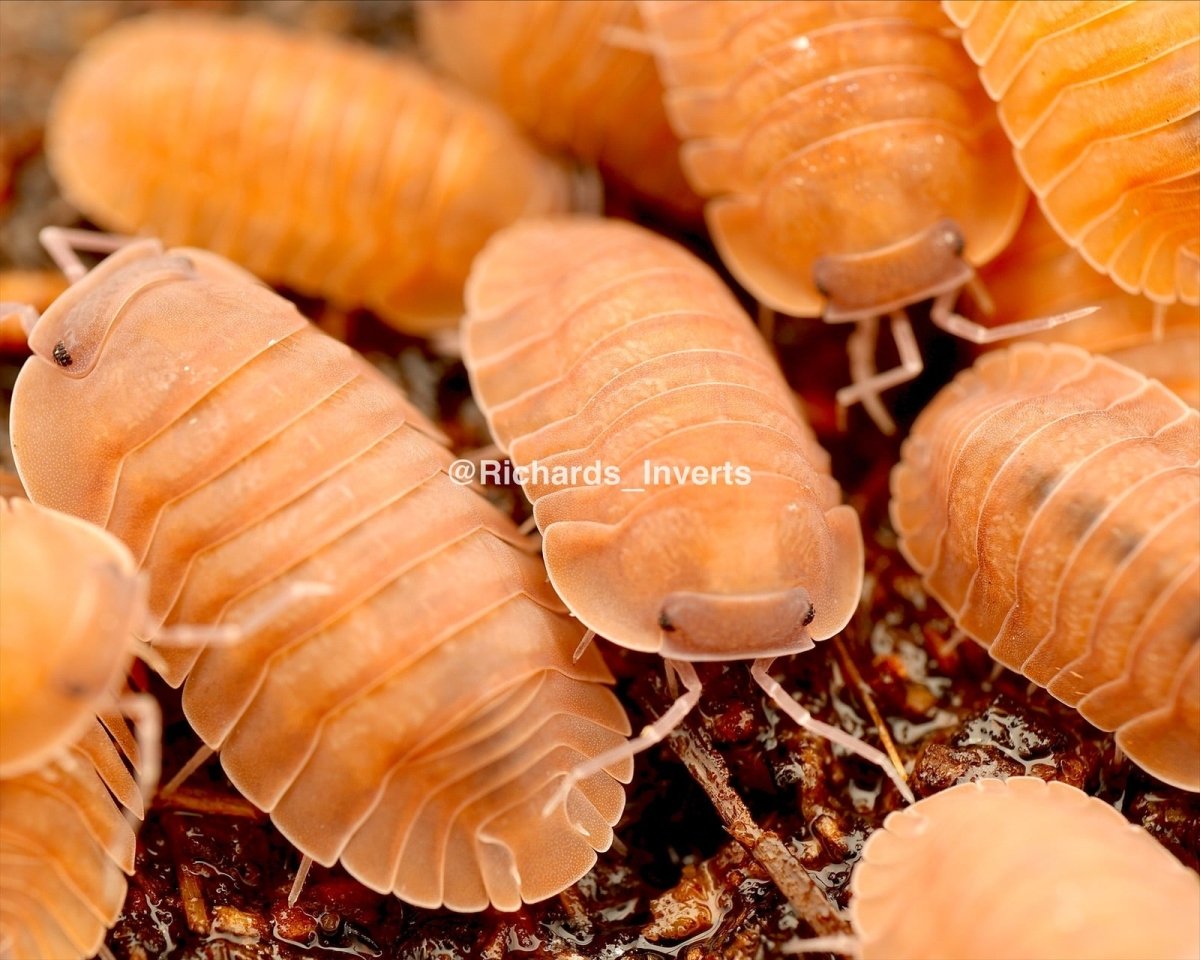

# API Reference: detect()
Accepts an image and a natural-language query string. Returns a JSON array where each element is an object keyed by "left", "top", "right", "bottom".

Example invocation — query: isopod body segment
[
  {"left": 45, "top": 13, "right": 571, "bottom": 334},
  {"left": 943, "top": 0, "right": 1200, "bottom": 305},
  {"left": 891, "top": 342, "right": 1200, "bottom": 790},
  {"left": 850, "top": 777, "right": 1200, "bottom": 959},
  {"left": 9, "top": 238, "right": 632, "bottom": 913}
]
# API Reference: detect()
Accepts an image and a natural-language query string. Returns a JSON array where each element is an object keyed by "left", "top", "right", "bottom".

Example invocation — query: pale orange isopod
[
  {"left": 9, "top": 231, "right": 631, "bottom": 913},
  {"left": 417, "top": 0, "right": 702, "bottom": 222},
  {"left": 640, "top": 0, "right": 1033, "bottom": 427},
  {"left": 968, "top": 201, "right": 1200, "bottom": 407},
  {"left": 943, "top": 0, "right": 1200, "bottom": 306},
  {"left": 0, "top": 498, "right": 148, "bottom": 960},
  {"left": 786, "top": 777, "right": 1200, "bottom": 958},
  {"left": 891, "top": 342, "right": 1200, "bottom": 790},
  {"left": 45, "top": 13, "right": 570, "bottom": 334},
  {"left": 462, "top": 216, "right": 916, "bottom": 809}
]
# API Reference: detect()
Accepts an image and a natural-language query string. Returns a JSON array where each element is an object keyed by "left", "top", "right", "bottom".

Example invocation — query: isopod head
[
  {"left": 541, "top": 484, "right": 864, "bottom": 660},
  {"left": 0, "top": 498, "right": 144, "bottom": 778}
]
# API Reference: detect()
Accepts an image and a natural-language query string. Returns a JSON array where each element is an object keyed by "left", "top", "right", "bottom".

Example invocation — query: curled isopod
[
  {"left": 640, "top": 0, "right": 1032, "bottom": 427},
  {"left": 9, "top": 231, "right": 631, "bottom": 913},
  {"left": 45, "top": 12, "right": 570, "bottom": 334},
  {"left": 417, "top": 0, "right": 701, "bottom": 222},
  {"left": 822, "top": 777, "right": 1200, "bottom": 959},
  {"left": 943, "top": 0, "right": 1200, "bottom": 306},
  {"left": 891, "top": 342, "right": 1200, "bottom": 790},
  {"left": 0, "top": 498, "right": 148, "bottom": 960},
  {"left": 462, "top": 216, "right": 918, "bottom": 835},
  {"left": 968, "top": 201, "right": 1200, "bottom": 407}
]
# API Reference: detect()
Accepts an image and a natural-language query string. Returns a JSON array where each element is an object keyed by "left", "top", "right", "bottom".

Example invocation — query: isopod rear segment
[
  {"left": 45, "top": 12, "right": 571, "bottom": 334},
  {"left": 891, "top": 342, "right": 1200, "bottom": 790},
  {"left": 9, "top": 231, "right": 632, "bottom": 913},
  {"left": 463, "top": 216, "right": 916, "bottom": 809}
]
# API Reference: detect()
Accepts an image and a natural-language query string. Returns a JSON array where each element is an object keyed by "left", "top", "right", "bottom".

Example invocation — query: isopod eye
[
  {"left": 52, "top": 341, "right": 73, "bottom": 367},
  {"left": 658, "top": 610, "right": 677, "bottom": 631},
  {"left": 802, "top": 604, "right": 815, "bottom": 627},
  {"left": 942, "top": 224, "right": 966, "bottom": 257}
]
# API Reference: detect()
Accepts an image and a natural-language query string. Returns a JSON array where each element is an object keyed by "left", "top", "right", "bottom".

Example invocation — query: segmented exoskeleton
[{"left": 891, "top": 342, "right": 1200, "bottom": 791}]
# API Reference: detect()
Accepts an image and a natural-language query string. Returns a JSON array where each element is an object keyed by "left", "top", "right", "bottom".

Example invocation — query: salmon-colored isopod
[
  {"left": 841, "top": 777, "right": 1200, "bottom": 959},
  {"left": 417, "top": 0, "right": 702, "bottom": 222},
  {"left": 9, "top": 233, "right": 631, "bottom": 913},
  {"left": 640, "top": 0, "right": 1030, "bottom": 425},
  {"left": 0, "top": 498, "right": 148, "bottom": 960},
  {"left": 45, "top": 13, "right": 570, "bottom": 334},
  {"left": 943, "top": 0, "right": 1200, "bottom": 306},
  {"left": 462, "top": 216, "right": 915, "bottom": 807},
  {"left": 891, "top": 342, "right": 1200, "bottom": 790}
]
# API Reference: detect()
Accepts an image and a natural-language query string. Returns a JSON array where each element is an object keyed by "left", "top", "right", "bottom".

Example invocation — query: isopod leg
[
  {"left": 779, "top": 933, "right": 862, "bottom": 957},
  {"left": 837, "top": 312, "right": 923, "bottom": 436},
  {"left": 572, "top": 628, "right": 597, "bottom": 663},
  {"left": 150, "top": 579, "right": 333, "bottom": 647},
  {"left": 541, "top": 659, "right": 703, "bottom": 820},
  {"left": 930, "top": 289, "right": 1097, "bottom": 344},
  {"left": 0, "top": 301, "right": 39, "bottom": 337},
  {"left": 1152, "top": 301, "right": 1166, "bottom": 342},
  {"left": 751, "top": 659, "right": 914, "bottom": 804},
  {"left": 159, "top": 745, "right": 216, "bottom": 797},
  {"left": 39, "top": 226, "right": 139, "bottom": 284},
  {"left": 116, "top": 691, "right": 162, "bottom": 814},
  {"left": 287, "top": 855, "right": 314, "bottom": 908}
]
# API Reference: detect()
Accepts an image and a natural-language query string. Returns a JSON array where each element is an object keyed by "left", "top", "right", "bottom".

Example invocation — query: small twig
[
  {"left": 157, "top": 783, "right": 265, "bottom": 820},
  {"left": 163, "top": 813, "right": 210, "bottom": 936},
  {"left": 832, "top": 636, "right": 909, "bottom": 796},
  {"left": 633, "top": 677, "right": 851, "bottom": 937}
]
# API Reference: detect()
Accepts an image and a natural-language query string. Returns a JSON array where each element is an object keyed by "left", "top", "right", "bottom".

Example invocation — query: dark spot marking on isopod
[
  {"left": 802, "top": 604, "right": 815, "bottom": 627},
  {"left": 658, "top": 610, "right": 676, "bottom": 631},
  {"left": 942, "top": 224, "right": 966, "bottom": 257},
  {"left": 53, "top": 341, "right": 73, "bottom": 367}
]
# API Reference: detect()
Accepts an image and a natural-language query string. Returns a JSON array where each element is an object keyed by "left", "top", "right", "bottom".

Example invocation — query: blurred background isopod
[
  {"left": 944, "top": 0, "right": 1200, "bottom": 306},
  {"left": 0, "top": 497, "right": 149, "bottom": 960},
  {"left": 891, "top": 342, "right": 1200, "bottom": 790},
  {"left": 417, "top": 0, "right": 703, "bottom": 224},
  {"left": 840, "top": 777, "right": 1200, "bottom": 959},
  {"left": 44, "top": 12, "right": 571, "bottom": 335}
]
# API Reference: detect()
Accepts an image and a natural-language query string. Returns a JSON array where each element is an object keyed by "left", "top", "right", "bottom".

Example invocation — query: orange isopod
[
  {"left": 0, "top": 498, "right": 148, "bottom": 960},
  {"left": 417, "top": 0, "right": 702, "bottom": 222},
  {"left": 829, "top": 777, "right": 1200, "bottom": 959},
  {"left": 639, "top": 0, "right": 1030, "bottom": 425},
  {"left": 9, "top": 232, "right": 631, "bottom": 913},
  {"left": 891, "top": 342, "right": 1200, "bottom": 791},
  {"left": 968, "top": 201, "right": 1200, "bottom": 407},
  {"left": 943, "top": 0, "right": 1200, "bottom": 306},
  {"left": 45, "top": 12, "right": 570, "bottom": 334},
  {"left": 462, "top": 216, "right": 916, "bottom": 807}
]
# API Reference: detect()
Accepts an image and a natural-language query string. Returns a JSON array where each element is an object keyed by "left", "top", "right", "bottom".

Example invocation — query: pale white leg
[
  {"left": 428, "top": 328, "right": 463, "bottom": 359},
  {"left": 159, "top": 744, "right": 216, "bottom": 797},
  {"left": 572, "top": 628, "right": 596, "bottom": 663},
  {"left": 752, "top": 659, "right": 914, "bottom": 804},
  {"left": 39, "top": 226, "right": 140, "bottom": 283},
  {"left": 517, "top": 515, "right": 538, "bottom": 537},
  {"left": 116, "top": 692, "right": 162, "bottom": 811},
  {"left": 0, "top": 301, "right": 39, "bottom": 337},
  {"left": 542, "top": 659, "right": 703, "bottom": 820},
  {"left": 1152, "top": 301, "right": 1166, "bottom": 342},
  {"left": 149, "top": 580, "right": 332, "bottom": 648},
  {"left": 838, "top": 312, "right": 923, "bottom": 435},
  {"left": 930, "top": 290, "right": 1096, "bottom": 344},
  {"left": 288, "top": 855, "right": 314, "bottom": 908},
  {"left": 600, "top": 23, "right": 654, "bottom": 53}
]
